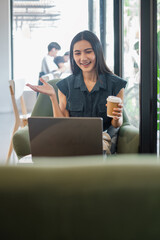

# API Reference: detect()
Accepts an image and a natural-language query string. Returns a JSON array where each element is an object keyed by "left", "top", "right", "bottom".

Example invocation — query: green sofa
[
  {"left": 0, "top": 155, "right": 160, "bottom": 239},
  {"left": 13, "top": 80, "right": 139, "bottom": 159}
]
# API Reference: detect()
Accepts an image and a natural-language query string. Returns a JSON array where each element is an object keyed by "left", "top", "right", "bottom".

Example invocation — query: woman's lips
[{"left": 80, "top": 62, "right": 91, "bottom": 67}]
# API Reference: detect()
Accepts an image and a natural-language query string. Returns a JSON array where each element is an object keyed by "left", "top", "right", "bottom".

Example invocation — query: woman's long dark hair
[{"left": 70, "top": 30, "right": 112, "bottom": 76}]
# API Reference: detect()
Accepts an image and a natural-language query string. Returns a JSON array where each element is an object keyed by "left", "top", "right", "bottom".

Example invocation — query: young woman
[{"left": 27, "top": 30, "right": 127, "bottom": 136}]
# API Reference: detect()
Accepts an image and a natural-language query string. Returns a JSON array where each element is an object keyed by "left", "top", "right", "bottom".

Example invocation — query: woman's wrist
[
  {"left": 50, "top": 93, "right": 56, "bottom": 102},
  {"left": 111, "top": 117, "right": 122, "bottom": 128}
]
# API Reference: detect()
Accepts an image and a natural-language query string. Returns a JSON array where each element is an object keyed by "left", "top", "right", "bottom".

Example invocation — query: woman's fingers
[
  {"left": 26, "top": 81, "right": 55, "bottom": 97},
  {"left": 106, "top": 103, "right": 123, "bottom": 118},
  {"left": 39, "top": 77, "right": 47, "bottom": 84},
  {"left": 118, "top": 103, "right": 123, "bottom": 108},
  {"left": 113, "top": 116, "right": 121, "bottom": 120},
  {"left": 26, "top": 83, "right": 39, "bottom": 92},
  {"left": 106, "top": 101, "right": 123, "bottom": 120},
  {"left": 26, "top": 83, "right": 45, "bottom": 93},
  {"left": 113, "top": 108, "right": 122, "bottom": 113},
  {"left": 112, "top": 103, "right": 123, "bottom": 118},
  {"left": 112, "top": 111, "right": 122, "bottom": 120},
  {"left": 112, "top": 111, "right": 122, "bottom": 118}
]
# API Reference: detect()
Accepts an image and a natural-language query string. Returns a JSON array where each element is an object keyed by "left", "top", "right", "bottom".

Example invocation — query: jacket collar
[{"left": 74, "top": 72, "right": 107, "bottom": 92}]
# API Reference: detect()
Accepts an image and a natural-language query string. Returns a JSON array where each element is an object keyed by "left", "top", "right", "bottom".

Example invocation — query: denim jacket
[{"left": 57, "top": 71, "right": 127, "bottom": 130}]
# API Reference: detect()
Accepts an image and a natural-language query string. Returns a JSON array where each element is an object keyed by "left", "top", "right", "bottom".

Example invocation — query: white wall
[{"left": 0, "top": 0, "right": 12, "bottom": 112}]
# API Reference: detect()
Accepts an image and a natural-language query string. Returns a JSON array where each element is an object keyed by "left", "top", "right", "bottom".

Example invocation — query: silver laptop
[{"left": 28, "top": 117, "right": 103, "bottom": 157}]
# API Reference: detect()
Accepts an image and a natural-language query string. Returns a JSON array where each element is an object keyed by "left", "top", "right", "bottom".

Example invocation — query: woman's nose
[{"left": 80, "top": 52, "right": 87, "bottom": 61}]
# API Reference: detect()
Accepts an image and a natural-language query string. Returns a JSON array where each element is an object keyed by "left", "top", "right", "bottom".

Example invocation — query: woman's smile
[{"left": 80, "top": 61, "right": 91, "bottom": 67}]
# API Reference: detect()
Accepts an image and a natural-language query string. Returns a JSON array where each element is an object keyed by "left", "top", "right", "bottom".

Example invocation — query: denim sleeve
[
  {"left": 112, "top": 75, "right": 127, "bottom": 96},
  {"left": 56, "top": 78, "right": 68, "bottom": 97}
]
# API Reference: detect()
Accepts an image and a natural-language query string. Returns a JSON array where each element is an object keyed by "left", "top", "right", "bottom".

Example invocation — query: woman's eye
[
  {"left": 74, "top": 52, "right": 80, "bottom": 55},
  {"left": 86, "top": 51, "right": 92, "bottom": 54}
]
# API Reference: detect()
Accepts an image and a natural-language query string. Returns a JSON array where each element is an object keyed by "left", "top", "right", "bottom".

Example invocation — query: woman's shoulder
[
  {"left": 56, "top": 74, "right": 75, "bottom": 94},
  {"left": 101, "top": 72, "right": 127, "bottom": 94},
  {"left": 58, "top": 74, "right": 75, "bottom": 84},
  {"left": 104, "top": 72, "right": 127, "bottom": 84},
  {"left": 56, "top": 74, "right": 71, "bottom": 86}
]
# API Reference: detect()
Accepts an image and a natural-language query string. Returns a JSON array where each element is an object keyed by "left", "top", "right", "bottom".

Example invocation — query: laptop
[{"left": 28, "top": 117, "right": 103, "bottom": 157}]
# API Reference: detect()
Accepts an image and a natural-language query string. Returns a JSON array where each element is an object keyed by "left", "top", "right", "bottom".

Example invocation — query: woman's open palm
[{"left": 26, "top": 78, "right": 56, "bottom": 97}]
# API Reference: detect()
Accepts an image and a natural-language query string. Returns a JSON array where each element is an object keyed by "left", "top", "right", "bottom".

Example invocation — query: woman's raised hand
[{"left": 26, "top": 78, "right": 56, "bottom": 97}]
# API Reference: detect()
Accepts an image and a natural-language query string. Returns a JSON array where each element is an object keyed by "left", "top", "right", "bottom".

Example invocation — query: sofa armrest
[
  {"left": 13, "top": 79, "right": 60, "bottom": 159},
  {"left": 13, "top": 123, "right": 140, "bottom": 158},
  {"left": 13, "top": 125, "right": 31, "bottom": 159},
  {"left": 117, "top": 124, "right": 139, "bottom": 153}
]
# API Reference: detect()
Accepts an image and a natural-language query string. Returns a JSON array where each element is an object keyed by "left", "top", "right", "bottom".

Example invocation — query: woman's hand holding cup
[{"left": 106, "top": 96, "right": 123, "bottom": 120}]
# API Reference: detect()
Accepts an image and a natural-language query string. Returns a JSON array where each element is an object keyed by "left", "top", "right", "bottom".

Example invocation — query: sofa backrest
[
  {"left": 0, "top": 157, "right": 160, "bottom": 239},
  {"left": 31, "top": 79, "right": 59, "bottom": 117}
]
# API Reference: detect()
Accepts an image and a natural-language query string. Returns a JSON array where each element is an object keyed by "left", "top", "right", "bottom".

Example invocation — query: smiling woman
[{"left": 26, "top": 30, "right": 127, "bottom": 154}]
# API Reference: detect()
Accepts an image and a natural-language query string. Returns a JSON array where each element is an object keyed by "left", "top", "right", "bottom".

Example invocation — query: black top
[
  {"left": 54, "top": 56, "right": 64, "bottom": 67},
  {"left": 56, "top": 72, "right": 127, "bottom": 130}
]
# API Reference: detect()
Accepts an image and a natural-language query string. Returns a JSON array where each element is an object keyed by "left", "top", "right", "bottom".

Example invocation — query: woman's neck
[{"left": 82, "top": 71, "right": 97, "bottom": 82}]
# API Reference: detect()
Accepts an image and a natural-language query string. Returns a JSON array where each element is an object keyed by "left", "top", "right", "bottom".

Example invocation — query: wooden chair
[{"left": 6, "top": 79, "right": 30, "bottom": 164}]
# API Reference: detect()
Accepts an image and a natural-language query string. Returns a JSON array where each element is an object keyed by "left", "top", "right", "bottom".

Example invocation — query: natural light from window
[{"left": 13, "top": 0, "right": 88, "bottom": 85}]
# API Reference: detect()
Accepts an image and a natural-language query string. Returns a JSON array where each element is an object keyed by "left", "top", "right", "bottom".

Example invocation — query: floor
[
  {"left": 0, "top": 113, "right": 16, "bottom": 164},
  {"left": 0, "top": 112, "right": 19, "bottom": 165},
  {"left": 0, "top": 90, "right": 37, "bottom": 165}
]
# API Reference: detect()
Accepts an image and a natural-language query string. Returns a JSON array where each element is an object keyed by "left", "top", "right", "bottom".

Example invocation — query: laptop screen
[{"left": 28, "top": 117, "right": 103, "bottom": 157}]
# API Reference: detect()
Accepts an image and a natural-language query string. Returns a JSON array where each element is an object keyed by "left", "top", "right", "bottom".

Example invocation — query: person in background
[
  {"left": 54, "top": 51, "right": 69, "bottom": 69},
  {"left": 39, "top": 42, "right": 61, "bottom": 84},
  {"left": 27, "top": 30, "right": 127, "bottom": 154},
  {"left": 54, "top": 51, "right": 71, "bottom": 76}
]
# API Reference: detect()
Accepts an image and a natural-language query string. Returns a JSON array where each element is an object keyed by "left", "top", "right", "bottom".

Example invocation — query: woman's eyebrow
[
  {"left": 74, "top": 48, "right": 93, "bottom": 52},
  {"left": 85, "top": 48, "right": 93, "bottom": 51}
]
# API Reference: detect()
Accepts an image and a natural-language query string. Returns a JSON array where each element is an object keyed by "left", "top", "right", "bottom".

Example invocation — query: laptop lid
[{"left": 28, "top": 117, "right": 103, "bottom": 157}]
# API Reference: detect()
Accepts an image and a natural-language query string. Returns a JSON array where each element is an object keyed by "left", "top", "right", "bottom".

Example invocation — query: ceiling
[{"left": 13, "top": 0, "right": 61, "bottom": 29}]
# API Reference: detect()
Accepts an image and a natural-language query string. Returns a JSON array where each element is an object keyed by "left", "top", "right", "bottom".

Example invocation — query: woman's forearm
[{"left": 50, "top": 95, "right": 65, "bottom": 117}]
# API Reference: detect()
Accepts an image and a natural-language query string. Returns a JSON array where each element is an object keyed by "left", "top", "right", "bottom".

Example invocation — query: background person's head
[
  {"left": 48, "top": 42, "right": 61, "bottom": 58},
  {"left": 63, "top": 51, "right": 70, "bottom": 62},
  {"left": 70, "top": 30, "right": 111, "bottom": 75}
]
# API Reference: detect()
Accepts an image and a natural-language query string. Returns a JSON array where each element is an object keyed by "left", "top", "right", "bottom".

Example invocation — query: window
[
  {"left": 92, "top": 0, "right": 100, "bottom": 39},
  {"left": 105, "top": 0, "right": 114, "bottom": 71},
  {"left": 12, "top": 0, "right": 88, "bottom": 84},
  {"left": 92, "top": 0, "right": 114, "bottom": 71},
  {"left": 157, "top": 0, "right": 160, "bottom": 155},
  {"left": 123, "top": 0, "right": 140, "bottom": 128}
]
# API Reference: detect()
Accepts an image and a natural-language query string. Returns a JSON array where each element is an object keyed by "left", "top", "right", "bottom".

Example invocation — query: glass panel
[
  {"left": 92, "top": 0, "right": 100, "bottom": 38},
  {"left": 157, "top": 0, "right": 160, "bottom": 155},
  {"left": 105, "top": 0, "right": 114, "bottom": 71},
  {"left": 123, "top": 0, "right": 140, "bottom": 128},
  {"left": 12, "top": 0, "right": 88, "bottom": 84},
  {"left": 92, "top": 0, "right": 114, "bottom": 71}
]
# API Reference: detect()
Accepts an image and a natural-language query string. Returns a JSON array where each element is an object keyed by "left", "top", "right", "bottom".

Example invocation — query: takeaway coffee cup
[{"left": 107, "top": 96, "right": 122, "bottom": 118}]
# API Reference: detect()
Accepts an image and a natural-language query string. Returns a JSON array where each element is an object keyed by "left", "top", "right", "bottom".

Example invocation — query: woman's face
[{"left": 73, "top": 40, "right": 96, "bottom": 74}]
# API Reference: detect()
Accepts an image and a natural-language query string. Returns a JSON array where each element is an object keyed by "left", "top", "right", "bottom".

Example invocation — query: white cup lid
[{"left": 107, "top": 96, "right": 122, "bottom": 103}]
